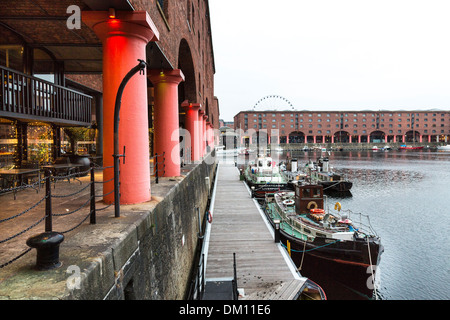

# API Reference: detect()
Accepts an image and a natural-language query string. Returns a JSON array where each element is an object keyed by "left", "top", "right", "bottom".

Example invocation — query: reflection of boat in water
[
  {"left": 242, "top": 155, "right": 289, "bottom": 198},
  {"left": 264, "top": 183, "right": 383, "bottom": 299},
  {"left": 306, "top": 157, "right": 353, "bottom": 193},
  {"left": 238, "top": 148, "right": 255, "bottom": 155}
]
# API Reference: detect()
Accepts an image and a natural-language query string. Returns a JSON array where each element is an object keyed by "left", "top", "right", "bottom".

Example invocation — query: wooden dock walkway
[{"left": 204, "top": 163, "right": 307, "bottom": 300}]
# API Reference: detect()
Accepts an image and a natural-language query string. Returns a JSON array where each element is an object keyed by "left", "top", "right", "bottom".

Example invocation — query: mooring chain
[
  {"left": 0, "top": 248, "right": 32, "bottom": 269},
  {"left": 51, "top": 181, "right": 92, "bottom": 198},
  {"left": 0, "top": 215, "right": 47, "bottom": 244},
  {"left": 51, "top": 168, "right": 91, "bottom": 181},
  {"left": 0, "top": 195, "right": 48, "bottom": 224},
  {"left": 52, "top": 196, "right": 93, "bottom": 217},
  {"left": 0, "top": 179, "right": 41, "bottom": 195}
]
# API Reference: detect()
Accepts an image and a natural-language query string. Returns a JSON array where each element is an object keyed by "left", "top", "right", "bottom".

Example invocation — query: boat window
[
  {"left": 303, "top": 228, "right": 311, "bottom": 234},
  {"left": 302, "top": 188, "right": 310, "bottom": 197},
  {"left": 316, "top": 233, "right": 326, "bottom": 238},
  {"left": 313, "top": 189, "right": 321, "bottom": 198},
  {"left": 258, "top": 161, "right": 263, "bottom": 166}
]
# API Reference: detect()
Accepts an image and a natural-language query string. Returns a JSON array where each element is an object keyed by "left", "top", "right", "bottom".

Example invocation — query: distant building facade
[{"left": 234, "top": 110, "right": 450, "bottom": 144}]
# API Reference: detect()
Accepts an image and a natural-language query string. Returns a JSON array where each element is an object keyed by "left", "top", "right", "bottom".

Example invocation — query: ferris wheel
[{"left": 253, "top": 95, "right": 294, "bottom": 111}]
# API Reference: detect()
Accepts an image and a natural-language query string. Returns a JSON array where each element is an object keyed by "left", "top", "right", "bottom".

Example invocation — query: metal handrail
[{"left": 0, "top": 65, "right": 92, "bottom": 125}]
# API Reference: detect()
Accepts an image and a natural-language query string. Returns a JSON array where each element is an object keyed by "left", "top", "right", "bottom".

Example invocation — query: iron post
[{"left": 113, "top": 59, "right": 148, "bottom": 218}]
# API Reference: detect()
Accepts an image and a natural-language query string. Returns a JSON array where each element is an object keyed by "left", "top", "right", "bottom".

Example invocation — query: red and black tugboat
[{"left": 264, "top": 183, "right": 383, "bottom": 299}]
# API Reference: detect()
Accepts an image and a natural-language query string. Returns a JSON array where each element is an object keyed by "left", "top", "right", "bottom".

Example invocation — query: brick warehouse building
[
  {"left": 0, "top": 0, "right": 219, "bottom": 204},
  {"left": 234, "top": 110, "right": 450, "bottom": 145}
]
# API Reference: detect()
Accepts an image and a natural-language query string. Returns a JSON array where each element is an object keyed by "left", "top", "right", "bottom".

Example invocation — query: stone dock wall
[{"left": 0, "top": 153, "right": 217, "bottom": 300}]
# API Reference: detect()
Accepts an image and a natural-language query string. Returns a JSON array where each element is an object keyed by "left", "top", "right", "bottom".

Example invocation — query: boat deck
[{"left": 205, "top": 163, "right": 307, "bottom": 300}]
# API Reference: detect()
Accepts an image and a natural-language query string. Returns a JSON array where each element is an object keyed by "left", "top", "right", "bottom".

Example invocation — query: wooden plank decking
[{"left": 204, "top": 163, "right": 307, "bottom": 300}]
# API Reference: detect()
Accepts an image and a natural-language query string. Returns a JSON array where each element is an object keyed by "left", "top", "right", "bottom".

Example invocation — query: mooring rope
[
  {"left": 367, "top": 236, "right": 377, "bottom": 300},
  {"left": 280, "top": 239, "right": 341, "bottom": 253}
]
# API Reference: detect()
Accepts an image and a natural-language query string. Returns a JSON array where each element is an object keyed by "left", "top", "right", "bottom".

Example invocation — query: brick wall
[
  {"left": 234, "top": 110, "right": 450, "bottom": 142},
  {"left": 129, "top": 0, "right": 218, "bottom": 129}
]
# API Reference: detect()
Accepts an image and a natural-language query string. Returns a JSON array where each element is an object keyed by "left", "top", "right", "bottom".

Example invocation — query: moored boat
[
  {"left": 437, "top": 144, "right": 450, "bottom": 150},
  {"left": 305, "top": 157, "right": 353, "bottom": 193},
  {"left": 399, "top": 145, "right": 424, "bottom": 150},
  {"left": 264, "top": 183, "right": 383, "bottom": 299},
  {"left": 242, "top": 155, "right": 289, "bottom": 198}
]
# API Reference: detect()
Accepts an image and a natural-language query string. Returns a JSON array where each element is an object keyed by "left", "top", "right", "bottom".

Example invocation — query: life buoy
[
  {"left": 283, "top": 199, "right": 295, "bottom": 206},
  {"left": 310, "top": 208, "right": 325, "bottom": 214},
  {"left": 307, "top": 201, "right": 318, "bottom": 210},
  {"left": 334, "top": 202, "right": 342, "bottom": 212},
  {"left": 207, "top": 211, "right": 213, "bottom": 223}
]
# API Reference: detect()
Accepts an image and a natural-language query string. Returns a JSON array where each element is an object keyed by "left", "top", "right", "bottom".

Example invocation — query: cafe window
[
  {"left": 0, "top": 118, "right": 17, "bottom": 169},
  {"left": 0, "top": 45, "right": 24, "bottom": 71},
  {"left": 27, "top": 122, "right": 53, "bottom": 164},
  {"left": 33, "top": 48, "right": 56, "bottom": 83}
]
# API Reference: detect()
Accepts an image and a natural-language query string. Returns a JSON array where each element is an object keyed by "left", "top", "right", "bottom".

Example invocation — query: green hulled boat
[
  {"left": 264, "top": 183, "right": 383, "bottom": 299},
  {"left": 242, "top": 155, "right": 289, "bottom": 198}
]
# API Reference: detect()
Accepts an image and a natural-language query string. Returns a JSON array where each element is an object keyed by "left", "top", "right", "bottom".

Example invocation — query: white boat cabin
[{"left": 249, "top": 156, "right": 280, "bottom": 175}]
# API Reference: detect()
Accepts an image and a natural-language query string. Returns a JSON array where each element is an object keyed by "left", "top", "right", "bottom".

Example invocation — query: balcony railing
[{"left": 0, "top": 65, "right": 92, "bottom": 126}]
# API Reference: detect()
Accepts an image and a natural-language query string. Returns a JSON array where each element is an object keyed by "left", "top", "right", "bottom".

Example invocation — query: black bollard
[
  {"left": 274, "top": 219, "right": 281, "bottom": 243},
  {"left": 26, "top": 232, "right": 64, "bottom": 270}
]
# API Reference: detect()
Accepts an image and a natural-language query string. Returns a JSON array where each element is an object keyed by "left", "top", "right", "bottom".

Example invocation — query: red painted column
[
  {"left": 206, "top": 121, "right": 212, "bottom": 151},
  {"left": 83, "top": 11, "right": 159, "bottom": 204},
  {"left": 210, "top": 123, "right": 215, "bottom": 148},
  {"left": 148, "top": 69, "right": 185, "bottom": 177},
  {"left": 182, "top": 102, "right": 201, "bottom": 161},
  {"left": 198, "top": 110, "right": 205, "bottom": 158},
  {"left": 202, "top": 114, "right": 208, "bottom": 154}
]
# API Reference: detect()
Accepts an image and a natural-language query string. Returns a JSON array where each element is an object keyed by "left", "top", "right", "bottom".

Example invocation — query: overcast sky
[{"left": 209, "top": 0, "right": 450, "bottom": 121}]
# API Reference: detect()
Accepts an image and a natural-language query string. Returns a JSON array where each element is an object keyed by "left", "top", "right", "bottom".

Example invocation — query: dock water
[{"left": 203, "top": 162, "right": 307, "bottom": 300}]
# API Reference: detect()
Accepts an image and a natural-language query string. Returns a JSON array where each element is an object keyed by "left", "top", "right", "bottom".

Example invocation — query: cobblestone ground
[
  {"left": 0, "top": 163, "right": 196, "bottom": 271},
  {"left": 0, "top": 171, "right": 107, "bottom": 268}
]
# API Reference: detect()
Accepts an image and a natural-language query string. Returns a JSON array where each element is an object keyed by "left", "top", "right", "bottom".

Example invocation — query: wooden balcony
[{"left": 0, "top": 65, "right": 92, "bottom": 126}]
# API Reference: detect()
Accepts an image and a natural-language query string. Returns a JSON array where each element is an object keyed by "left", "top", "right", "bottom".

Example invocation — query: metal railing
[
  {"left": 0, "top": 163, "right": 112, "bottom": 269},
  {"left": 150, "top": 152, "right": 165, "bottom": 183},
  {"left": 0, "top": 65, "right": 92, "bottom": 125}
]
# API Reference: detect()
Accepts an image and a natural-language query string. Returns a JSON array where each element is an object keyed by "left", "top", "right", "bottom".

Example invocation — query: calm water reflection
[{"left": 227, "top": 149, "right": 450, "bottom": 299}]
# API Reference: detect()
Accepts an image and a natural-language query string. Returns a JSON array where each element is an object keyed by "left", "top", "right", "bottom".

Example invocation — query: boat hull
[
  {"left": 246, "top": 180, "right": 289, "bottom": 198},
  {"left": 263, "top": 205, "right": 383, "bottom": 299},
  {"left": 399, "top": 146, "right": 424, "bottom": 150},
  {"left": 319, "top": 180, "right": 353, "bottom": 192},
  {"left": 280, "top": 229, "right": 382, "bottom": 299},
  {"left": 243, "top": 166, "right": 289, "bottom": 198}
]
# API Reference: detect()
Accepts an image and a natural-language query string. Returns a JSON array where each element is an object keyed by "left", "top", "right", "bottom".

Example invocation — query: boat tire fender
[
  {"left": 334, "top": 202, "right": 342, "bottom": 212},
  {"left": 307, "top": 201, "right": 318, "bottom": 210},
  {"left": 207, "top": 211, "right": 212, "bottom": 223}
]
